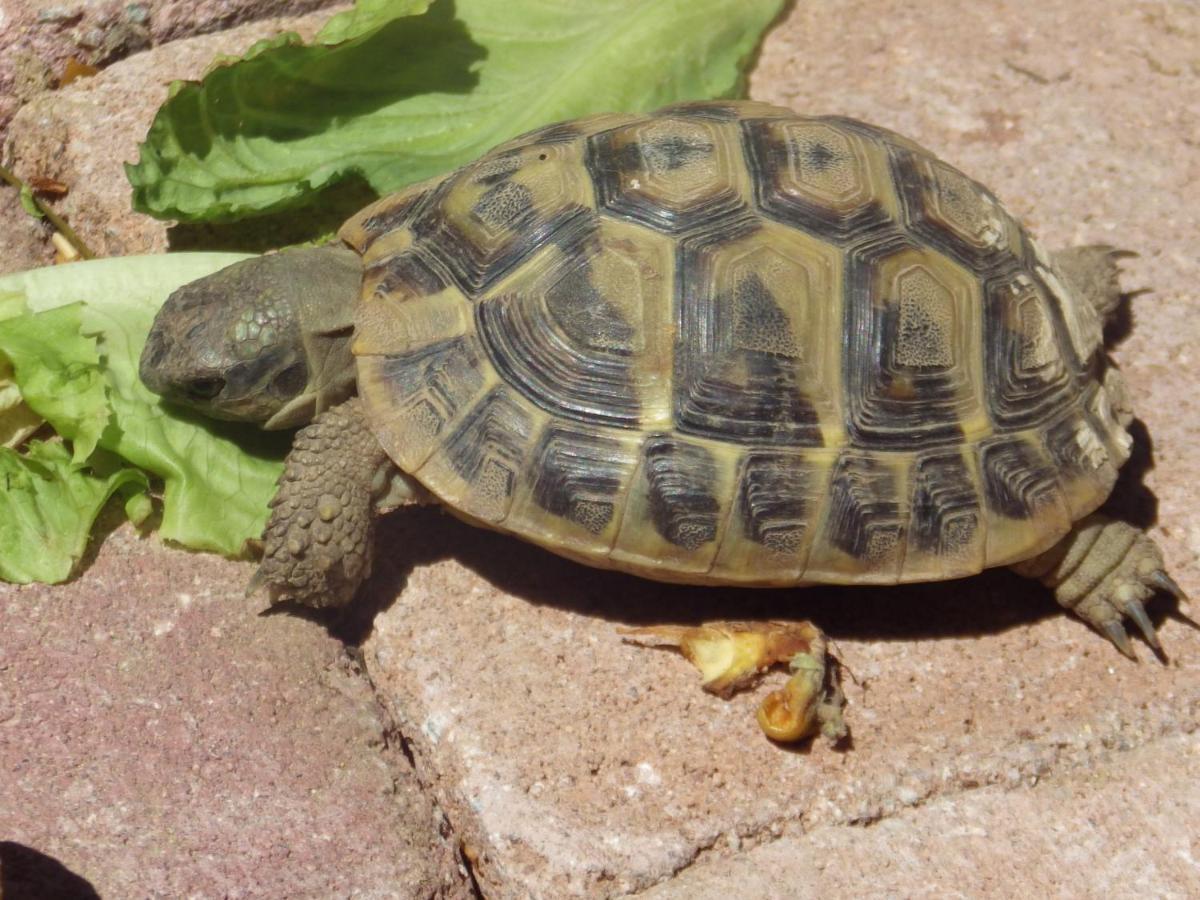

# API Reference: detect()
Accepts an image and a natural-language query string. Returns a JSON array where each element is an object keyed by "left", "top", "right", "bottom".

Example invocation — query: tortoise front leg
[
  {"left": 1012, "top": 514, "right": 1187, "bottom": 657},
  {"left": 249, "top": 398, "right": 400, "bottom": 608}
]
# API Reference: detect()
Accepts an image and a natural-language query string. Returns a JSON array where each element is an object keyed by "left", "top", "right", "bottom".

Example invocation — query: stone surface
[
  {"left": 640, "top": 731, "right": 1200, "bottom": 898},
  {"left": 1, "top": 7, "right": 343, "bottom": 272},
  {"left": 1, "top": 0, "right": 1198, "bottom": 898},
  {"left": 0, "top": 515, "right": 468, "bottom": 898},
  {"left": 0, "top": 0, "right": 342, "bottom": 135},
  {"left": 0, "top": 187, "right": 52, "bottom": 272}
]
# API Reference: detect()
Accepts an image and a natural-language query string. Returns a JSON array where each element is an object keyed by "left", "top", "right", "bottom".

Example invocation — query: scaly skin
[
  {"left": 1012, "top": 514, "right": 1185, "bottom": 657},
  {"left": 250, "top": 399, "right": 392, "bottom": 607}
]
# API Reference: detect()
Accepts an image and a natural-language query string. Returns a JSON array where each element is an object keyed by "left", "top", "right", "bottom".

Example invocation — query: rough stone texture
[
  {"left": 0, "top": 514, "right": 468, "bottom": 898},
  {"left": 0, "top": 0, "right": 1198, "bottom": 898},
  {"left": 1, "top": 7, "right": 344, "bottom": 271},
  {"left": 0, "top": 186, "right": 52, "bottom": 272},
  {"left": 641, "top": 732, "right": 1200, "bottom": 898},
  {"left": 0, "top": 0, "right": 343, "bottom": 135}
]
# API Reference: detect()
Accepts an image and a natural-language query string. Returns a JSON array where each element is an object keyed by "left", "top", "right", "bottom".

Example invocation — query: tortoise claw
[
  {"left": 245, "top": 566, "right": 271, "bottom": 600},
  {"left": 1149, "top": 570, "right": 1189, "bottom": 604},
  {"left": 1102, "top": 620, "right": 1136, "bottom": 660},
  {"left": 1122, "top": 598, "right": 1160, "bottom": 650}
]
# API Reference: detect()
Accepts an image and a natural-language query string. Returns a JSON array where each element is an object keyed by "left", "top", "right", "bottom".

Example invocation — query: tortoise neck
[{"left": 263, "top": 242, "right": 362, "bottom": 429}]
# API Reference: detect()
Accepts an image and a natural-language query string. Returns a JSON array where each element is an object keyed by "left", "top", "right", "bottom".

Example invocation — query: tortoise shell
[{"left": 338, "top": 100, "right": 1130, "bottom": 586}]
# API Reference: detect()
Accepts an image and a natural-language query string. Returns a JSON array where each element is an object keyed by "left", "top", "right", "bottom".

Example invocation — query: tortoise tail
[{"left": 1052, "top": 245, "right": 1136, "bottom": 325}]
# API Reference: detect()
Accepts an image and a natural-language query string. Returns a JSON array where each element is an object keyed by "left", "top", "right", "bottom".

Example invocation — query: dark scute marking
[
  {"left": 888, "top": 147, "right": 1020, "bottom": 275},
  {"left": 980, "top": 438, "right": 1059, "bottom": 520},
  {"left": 673, "top": 232, "right": 823, "bottom": 446},
  {"left": 653, "top": 102, "right": 742, "bottom": 121},
  {"left": 377, "top": 336, "right": 484, "bottom": 435},
  {"left": 910, "top": 451, "right": 979, "bottom": 556},
  {"left": 742, "top": 119, "right": 892, "bottom": 243},
  {"left": 642, "top": 135, "right": 715, "bottom": 171},
  {"left": 643, "top": 436, "right": 720, "bottom": 551},
  {"left": 443, "top": 388, "right": 532, "bottom": 497},
  {"left": 531, "top": 427, "right": 627, "bottom": 535},
  {"left": 731, "top": 272, "right": 799, "bottom": 356},
  {"left": 544, "top": 264, "right": 636, "bottom": 353},
  {"left": 585, "top": 131, "right": 745, "bottom": 234},
  {"left": 1044, "top": 415, "right": 1083, "bottom": 474},
  {"left": 355, "top": 190, "right": 430, "bottom": 246},
  {"left": 738, "top": 452, "right": 810, "bottom": 555},
  {"left": 826, "top": 453, "right": 903, "bottom": 560},
  {"left": 366, "top": 248, "right": 448, "bottom": 299},
  {"left": 801, "top": 140, "right": 839, "bottom": 171},
  {"left": 751, "top": 131, "right": 793, "bottom": 182},
  {"left": 476, "top": 282, "right": 640, "bottom": 429},
  {"left": 412, "top": 172, "right": 592, "bottom": 295},
  {"left": 471, "top": 151, "right": 524, "bottom": 186},
  {"left": 981, "top": 270, "right": 1080, "bottom": 427},
  {"left": 473, "top": 180, "right": 534, "bottom": 229},
  {"left": 841, "top": 233, "right": 968, "bottom": 450},
  {"left": 675, "top": 352, "right": 822, "bottom": 445},
  {"left": 613, "top": 141, "right": 646, "bottom": 174},
  {"left": 1042, "top": 403, "right": 1112, "bottom": 484}
]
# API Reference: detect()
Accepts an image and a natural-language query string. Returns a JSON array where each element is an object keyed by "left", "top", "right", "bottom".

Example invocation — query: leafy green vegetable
[
  {"left": 0, "top": 381, "right": 41, "bottom": 449},
  {"left": 0, "top": 303, "right": 109, "bottom": 463},
  {"left": 0, "top": 292, "right": 44, "bottom": 449},
  {"left": 317, "top": 0, "right": 433, "bottom": 44},
  {"left": 0, "top": 255, "right": 289, "bottom": 564},
  {"left": 0, "top": 441, "right": 147, "bottom": 584},
  {"left": 128, "top": 0, "right": 786, "bottom": 223}
]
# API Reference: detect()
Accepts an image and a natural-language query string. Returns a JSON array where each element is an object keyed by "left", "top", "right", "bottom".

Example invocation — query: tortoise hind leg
[{"left": 1011, "top": 514, "right": 1187, "bottom": 657}]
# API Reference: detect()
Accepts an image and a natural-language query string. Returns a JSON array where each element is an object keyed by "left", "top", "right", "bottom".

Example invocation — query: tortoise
[{"left": 139, "top": 100, "right": 1185, "bottom": 741}]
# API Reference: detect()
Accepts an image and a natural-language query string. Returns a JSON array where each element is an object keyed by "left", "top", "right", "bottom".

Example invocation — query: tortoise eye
[{"left": 187, "top": 377, "right": 225, "bottom": 400}]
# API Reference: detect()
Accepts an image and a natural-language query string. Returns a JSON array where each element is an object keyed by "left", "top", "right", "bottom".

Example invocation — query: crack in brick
[
  {"left": 631, "top": 712, "right": 1199, "bottom": 896},
  {"left": 348, "top": 649, "right": 482, "bottom": 900}
]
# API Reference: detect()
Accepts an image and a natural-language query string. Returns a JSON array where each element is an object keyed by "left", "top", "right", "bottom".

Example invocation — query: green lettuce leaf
[
  {"left": 128, "top": 0, "right": 785, "bottom": 222},
  {"left": 0, "top": 441, "right": 147, "bottom": 584},
  {"left": 0, "top": 255, "right": 289, "bottom": 561},
  {"left": 0, "top": 303, "right": 109, "bottom": 463},
  {"left": 317, "top": 0, "right": 433, "bottom": 44},
  {"left": 0, "top": 292, "right": 44, "bottom": 449}
]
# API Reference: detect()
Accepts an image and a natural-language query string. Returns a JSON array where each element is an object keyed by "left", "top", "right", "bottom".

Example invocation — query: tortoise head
[{"left": 140, "top": 243, "right": 362, "bottom": 430}]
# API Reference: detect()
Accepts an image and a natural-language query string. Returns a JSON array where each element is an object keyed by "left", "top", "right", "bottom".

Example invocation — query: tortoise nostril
[{"left": 187, "top": 377, "right": 225, "bottom": 401}]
